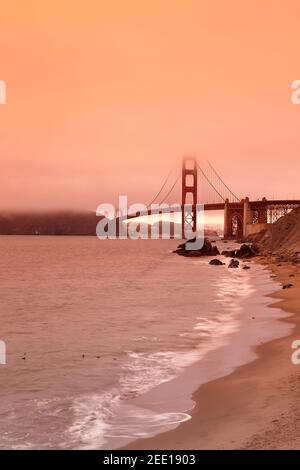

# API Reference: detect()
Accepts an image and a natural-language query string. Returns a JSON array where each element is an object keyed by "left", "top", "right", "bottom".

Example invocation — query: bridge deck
[{"left": 115, "top": 200, "right": 300, "bottom": 222}]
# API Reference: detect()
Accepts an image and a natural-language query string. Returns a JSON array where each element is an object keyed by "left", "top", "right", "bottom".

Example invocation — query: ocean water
[{"left": 0, "top": 236, "right": 292, "bottom": 449}]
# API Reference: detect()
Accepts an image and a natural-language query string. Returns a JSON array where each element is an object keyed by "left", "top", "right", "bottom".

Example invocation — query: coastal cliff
[{"left": 248, "top": 206, "right": 300, "bottom": 264}]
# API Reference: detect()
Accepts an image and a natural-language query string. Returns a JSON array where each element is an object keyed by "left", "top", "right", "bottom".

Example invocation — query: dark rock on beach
[
  {"left": 209, "top": 259, "right": 225, "bottom": 266},
  {"left": 174, "top": 238, "right": 220, "bottom": 257},
  {"left": 221, "top": 244, "right": 258, "bottom": 259},
  {"left": 228, "top": 259, "right": 240, "bottom": 268},
  {"left": 221, "top": 249, "right": 235, "bottom": 257}
]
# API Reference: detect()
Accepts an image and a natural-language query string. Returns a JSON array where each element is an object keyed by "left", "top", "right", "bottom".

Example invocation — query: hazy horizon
[{"left": 1, "top": 1, "right": 300, "bottom": 212}]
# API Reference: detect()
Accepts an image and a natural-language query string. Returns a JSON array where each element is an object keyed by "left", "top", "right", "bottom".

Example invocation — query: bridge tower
[{"left": 182, "top": 157, "right": 198, "bottom": 239}]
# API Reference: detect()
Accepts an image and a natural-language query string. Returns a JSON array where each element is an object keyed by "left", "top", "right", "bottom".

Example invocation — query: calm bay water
[{"left": 0, "top": 236, "right": 291, "bottom": 449}]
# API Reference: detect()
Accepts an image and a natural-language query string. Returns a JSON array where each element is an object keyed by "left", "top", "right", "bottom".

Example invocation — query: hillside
[
  {"left": 248, "top": 206, "right": 300, "bottom": 262},
  {"left": 0, "top": 211, "right": 105, "bottom": 235}
]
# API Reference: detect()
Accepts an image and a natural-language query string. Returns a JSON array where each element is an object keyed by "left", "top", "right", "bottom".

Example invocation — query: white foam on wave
[
  {"left": 67, "top": 390, "right": 191, "bottom": 449},
  {"left": 66, "top": 309, "right": 242, "bottom": 449},
  {"left": 66, "top": 263, "right": 273, "bottom": 450},
  {"left": 67, "top": 392, "right": 119, "bottom": 449}
]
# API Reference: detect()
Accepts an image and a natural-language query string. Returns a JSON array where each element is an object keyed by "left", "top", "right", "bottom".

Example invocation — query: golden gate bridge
[{"left": 117, "top": 157, "right": 300, "bottom": 240}]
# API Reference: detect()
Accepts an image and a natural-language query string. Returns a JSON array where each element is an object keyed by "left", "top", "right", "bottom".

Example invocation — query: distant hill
[
  {"left": 0, "top": 212, "right": 222, "bottom": 239},
  {"left": 0, "top": 211, "right": 106, "bottom": 235}
]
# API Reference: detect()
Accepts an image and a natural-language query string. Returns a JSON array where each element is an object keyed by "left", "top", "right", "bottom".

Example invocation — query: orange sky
[{"left": 1, "top": 1, "right": 300, "bottom": 211}]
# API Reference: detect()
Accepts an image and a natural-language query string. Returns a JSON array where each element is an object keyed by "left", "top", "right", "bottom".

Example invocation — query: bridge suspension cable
[
  {"left": 146, "top": 168, "right": 174, "bottom": 208},
  {"left": 204, "top": 158, "right": 240, "bottom": 202},
  {"left": 158, "top": 174, "right": 181, "bottom": 205},
  {"left": 196, "top": 162, "right": 226, "bottom": 202},
  {"left": 146, "top": 157, "right": 239, "bottom": 208}
]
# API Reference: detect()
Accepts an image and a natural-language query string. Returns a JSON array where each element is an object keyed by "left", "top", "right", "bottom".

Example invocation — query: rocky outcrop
[
  {"left": 174, "top": 238, "right": 220, "bottom": 257},
  {"left": 246, "top": 206, "right": 300, "bottom": 262},
  {"left": 221, "top": 244, "right": 258, "bottom": 259}
]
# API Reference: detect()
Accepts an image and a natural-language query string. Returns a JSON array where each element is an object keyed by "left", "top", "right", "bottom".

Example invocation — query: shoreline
[{"left": 123, "top": 256, "right": 300, "bottom": 450}]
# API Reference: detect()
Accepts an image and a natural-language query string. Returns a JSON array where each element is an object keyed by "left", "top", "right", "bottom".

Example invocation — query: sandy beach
[{"left": 124, "top": 257, "right": 300, "bottom": 450}]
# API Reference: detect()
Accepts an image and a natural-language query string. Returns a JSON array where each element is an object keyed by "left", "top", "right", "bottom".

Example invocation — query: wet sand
[{"left": 124, "top": 257, "right": 300, "bottom": 449}]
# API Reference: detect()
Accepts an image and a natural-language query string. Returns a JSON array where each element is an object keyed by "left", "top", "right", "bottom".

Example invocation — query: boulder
[
  {"left": 228, "top": 259, "right": 240, "bottom": 268},
  {"left": 222, "top": 244, "right": 258, "bottom": 259},
  {"left": 221, "top": 250, "right": 236, "bottom": 257},
  {"left": 209, "top": 259, "right": 225, "bottom": 266},
  {"left": 282, "top": 283, "right": 293, "bottom": 289},
  {"left": 237, "top": 244, "right": 259, "bottom": 258},
  {"left": 174, "top": 238, "right": 220, "bottom": 258}
]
